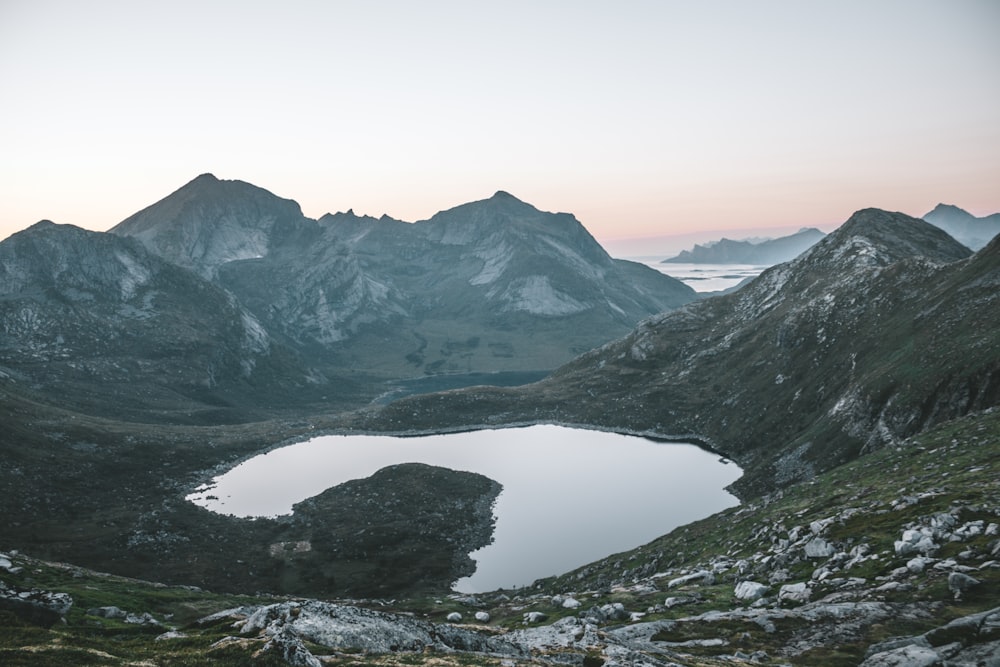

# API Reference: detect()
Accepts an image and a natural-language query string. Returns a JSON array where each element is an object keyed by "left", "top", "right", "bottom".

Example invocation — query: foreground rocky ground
[{"left": 3, "top": 408, "right": 997, "bottom": 666}]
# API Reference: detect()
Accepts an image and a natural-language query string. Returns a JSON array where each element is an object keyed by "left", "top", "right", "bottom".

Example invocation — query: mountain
[
  {"left": 0, "top": 221, "right": 325, "bottom": 422},
  {"left": 114, "top": 176, "right": 697, "bottom": 380},
  {"left": 662, "top": 227, "right": 826, "bottom": 264},
  {"left": 111, "top": 173, "right": 306, "bottom": 278},
  {"left": 923, "top": 202, "right": 1000, "bottom": 250},
  {"left": 367, "top": 208, "right": 997, "bottom": 495}
]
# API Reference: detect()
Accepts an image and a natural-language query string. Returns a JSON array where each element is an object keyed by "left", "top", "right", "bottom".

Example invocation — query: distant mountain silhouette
[
  {"left": 922, "top": 203, "right": 1000, "bottom": 250},
  {"left": 662, "top": 227, "right": 825, "bottom": 264}
]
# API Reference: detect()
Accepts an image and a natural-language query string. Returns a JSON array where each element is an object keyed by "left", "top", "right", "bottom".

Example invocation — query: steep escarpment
[{"left": 367, "top": 209, "right": 998, "bottom": 496}]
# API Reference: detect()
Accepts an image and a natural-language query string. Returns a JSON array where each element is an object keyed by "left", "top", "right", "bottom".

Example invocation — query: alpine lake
[{"left": 188, "top": 425, "right": 742, "bottom": 592}]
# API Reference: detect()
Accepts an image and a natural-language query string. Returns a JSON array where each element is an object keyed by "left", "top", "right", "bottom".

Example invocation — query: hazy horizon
[{"left": 2, "top": 1, "right": 998, "bottom": 244}]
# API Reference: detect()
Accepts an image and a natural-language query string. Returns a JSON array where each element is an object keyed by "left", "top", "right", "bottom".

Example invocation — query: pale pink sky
[{"left": 2, "top": 1, "right": 998, "bottom": 246}]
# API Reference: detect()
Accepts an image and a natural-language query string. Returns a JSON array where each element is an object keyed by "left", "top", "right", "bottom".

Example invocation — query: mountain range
[
  {"left": 1, "top": 181, "right": 998, "bottom": 663},
  {"left": 1, "top": 175, "right": 695, "bottom": 420},
  {"left": 662, "top": 227, "right": 826, "bottom": 264},
  {"left": 923, "top": 202, "right": 1000, "bottom": 250}
]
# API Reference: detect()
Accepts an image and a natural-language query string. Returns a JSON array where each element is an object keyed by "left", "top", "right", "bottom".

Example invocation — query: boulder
[
  {"left": 734, "top": 581, "right": 769, "bottom": 601},
  {"left": 777, "top": 582, "right": 810, "bottom": 604},
  {"left": 474, "top": 611, "right": 490, "bottom": 623},
  {"left": 600, "top": 602, "right": 629, "bottom": 621},
  {"left": 87, "top": 605, "right": 127, "bottom": 619},
  {"left": 446, "top": 612, "right": 463, "bottom": 622},
  {"left": 804, "top": 537, "right": 835, "bottom": 558},
  {"left": 667, "top": 570, "right": 715, "bottom": 588},
  {"left": 524, "top": 611, "right": 548, "bottom": 624},
  {"left": 561, "top": 597, "right": 581, "bottom": 609}
]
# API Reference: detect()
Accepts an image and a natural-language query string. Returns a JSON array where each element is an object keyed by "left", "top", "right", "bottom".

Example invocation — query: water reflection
[{"left": 187, "top": 425, "right": 741, "bottom": 592}]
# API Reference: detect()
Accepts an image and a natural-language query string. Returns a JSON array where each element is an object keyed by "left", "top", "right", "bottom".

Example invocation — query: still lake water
[{"left": 187, "top": 425, "right": 741, "bottom": 592}]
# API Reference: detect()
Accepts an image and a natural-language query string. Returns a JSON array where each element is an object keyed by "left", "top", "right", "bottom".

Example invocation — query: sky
[{"left": 2, "top": 0, "right": 998, "bottom": 250}]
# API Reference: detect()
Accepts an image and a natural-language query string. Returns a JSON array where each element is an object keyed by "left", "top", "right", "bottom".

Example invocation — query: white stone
[
  {"left": 474, "top": 611, "right": 490, "bottom": 623},
  {"left": 734, "top": 581, "right": 769, "bottom": 601},
  {"left": 804, "top": 537, "right": 835, "bottom": 558},
  {"left": 446, "top": 612, "right": 462, "bottom": 622},
  {"left": 561, "top": 597, "right": 581, "bottom": 609},
  {"left": 667, "top": 570, "right": 715, "bottom": 588}
]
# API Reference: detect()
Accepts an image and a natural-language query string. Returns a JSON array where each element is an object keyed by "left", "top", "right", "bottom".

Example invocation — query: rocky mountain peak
[
  {"left": 111, "top": 175, "right": 306, "bottom": 277},
  {"left": 926, "top": 202, "right": 964, "bottom": 216},
  {"left": 804, "top": 207, "right": 971, "bottom": 268}
]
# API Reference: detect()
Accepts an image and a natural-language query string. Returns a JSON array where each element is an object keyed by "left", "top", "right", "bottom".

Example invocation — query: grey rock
[
  {"left": 125, "top": 612, "right": 162, "bottom": 626},
  {"left": 0, "top": 584, "right": 73, "bottom": 627},
  {"left": 88, "top": 605, "right": 127, "bottom": 619},
  {"left": 804, "top": 537, "right": 836, "bottom": 558},
  {"left": 777, "top": 582, "right": 810, "bottom": 604},
  {"left": 947, "top": 572, "right": 980, "bottom": 598},
  {"left": 259, "top": 628, "right": 323, "bottom": 667},
  {"left": 734, "top": 581, "right": 769, "bottom": 601},
  {"left": 860, "top": 644, "right": 941, "bottom": 667},
  {"left": 226, "top": 601, "right": 518, "bottom": 655},
  {"left": 474, "top": 611, "right": 490, "bottom": 623},
  {"left": 668, "top": 570, "right": 715, "bottom": 588},
  {"left": 446, "top": 612, "right": 462, "bottom": 622},
  {"left": 523, "top": 611, "right": 548, "bottom": 624}
]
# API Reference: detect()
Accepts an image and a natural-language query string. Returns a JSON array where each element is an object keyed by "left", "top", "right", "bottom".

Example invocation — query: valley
[{"left": 1, "top": 178, "right": 998, "bottom": 664}]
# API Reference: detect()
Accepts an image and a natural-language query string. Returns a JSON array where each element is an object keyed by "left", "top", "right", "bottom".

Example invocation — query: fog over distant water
[{"left": 188, "top": 426, "right": 742, "bottom": 592}]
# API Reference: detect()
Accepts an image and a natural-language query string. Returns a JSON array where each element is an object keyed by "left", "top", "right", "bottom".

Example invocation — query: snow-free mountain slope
[
  {"left": 370, "top": 208, "right": 997, "bottom": 495},
  {"left": 111, "top": 173, "right": 306, "bottom": 278},
  {"left": 0, "top": 221, "right": 317, "bottom": 421},
  {"left": 114, "top": 177, "right": 697, "bottom": 380}
]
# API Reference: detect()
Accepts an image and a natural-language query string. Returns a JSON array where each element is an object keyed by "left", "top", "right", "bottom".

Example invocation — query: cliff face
[{"left": 368, "top": 209, "right": 998, "bottom": 496}]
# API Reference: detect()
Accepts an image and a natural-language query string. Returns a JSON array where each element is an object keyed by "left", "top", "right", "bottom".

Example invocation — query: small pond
[{"left": 187, "top": 425, "right": 741, "bottom": 592}]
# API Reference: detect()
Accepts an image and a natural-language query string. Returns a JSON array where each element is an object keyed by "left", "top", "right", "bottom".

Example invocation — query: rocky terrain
[
  {"left": 662, "top": 228, "right": 825, "bottom": 265},
  {"left": 2, "top": 408, "right": 996, "bottom": 665},
  {"left": 923, "top": 203, "right": 1000, "bottom": 250}
]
